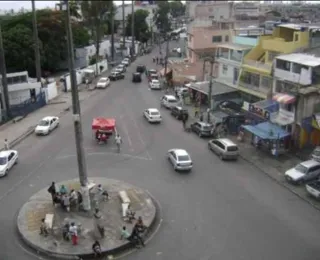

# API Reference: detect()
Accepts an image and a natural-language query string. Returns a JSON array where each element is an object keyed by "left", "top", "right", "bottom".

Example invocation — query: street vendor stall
[
  {"left": 241, "top": 121, "right": 290, "bottom": 156},
  {"left": 92, "top": 117, "right": 116, "bottom": 144}
]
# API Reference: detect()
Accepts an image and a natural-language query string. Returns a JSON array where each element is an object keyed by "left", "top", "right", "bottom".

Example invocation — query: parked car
[
  {"left": 190, "top": 121, "right": 212, "bottom": 138},
  {"left": 285, "top": 160, "right": 320, "bottom": 184},
  {"left": 35, "top": 116, "right": 59, "bottom": 135},
  {"left": 149, "top": 73, "right": 159, "bottom": 82},
  {"left": 143, "top": 108, "right": 162, "bottom": 123},
  {"left": 0, "top": 150, "right": 19, "bottom": 176},
  {"left": 109, "top": 71, "right": 125, "bottom": 81},
  {"left": 96, "top": 77, "right": 110, "bottom": 89},
  {"left": 171, "top": 106, "right": 189, "bottom": 120},
  {"left": 116, "top": 64, "right": 126, "bottom": 73},
  {"left": 311, "top": 146, "right": 320, "bottom": 162},
  {"left": 149, "top": 79, "right": 161, "bottom": 90},
  {"left": 121, "top": 58, "right": 130, "bottom": 66},
  {"left": 146, "top": 69, "right": 157, "bottom": 77},
  {"left": 136, "top": 65, "right": 146, "bottom": 73},
  {"left": 177, "top": 87, "right": 189, "bottom": 98},
  {"left": 132, "top": 73, "right": 142, "bottom": 83},
  {"left": 306, "top": 180, "right": 320, "bottom": 199},
  {"left": 208, "top": 138, "right": 239, "bottom": 160},
  {"left": 167, "top": 149, "right": 193, "bottom": 172},
  {"left": 160, "top": 95, "right": 179, "bottom": 109}
]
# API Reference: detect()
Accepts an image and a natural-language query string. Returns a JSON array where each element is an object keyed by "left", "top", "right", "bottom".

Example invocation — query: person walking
[
  {"left": 47, "top": 182, "right": 57, "bottom": 204},
  {"left": 92, "top": 240, "right": 102, "bottom": 257},
  {"left": 4, "top": 139, "right": 9, "bottom": 150},
  {"left": 115, "top": 134, "right": 122, "bottom": 153},
  {"left": 69, "top": 222, "right": 78, "bottom": 245}
]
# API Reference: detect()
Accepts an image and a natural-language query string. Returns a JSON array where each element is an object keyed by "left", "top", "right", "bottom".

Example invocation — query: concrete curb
[
  {"left": 16, "top": 187, "right": 162, "bottom": 260},
  {"left": 239, "top": 154, "right": 320, "bottom": 211}
]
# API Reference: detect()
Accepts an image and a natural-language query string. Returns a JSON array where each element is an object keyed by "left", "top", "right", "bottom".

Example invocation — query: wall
[
  {"left": 195, "top": 2, "right": 232, "bottom": 20},
  {"left": 9, "top": 89, "right": 31, "bottom": 105},
  {"left": 217, "top": 63, "right": 239, "bottom": 86},
  {"left": 65, "top": 70, "right": 84, "bottom": 91},
  {"left": 233, "top": 36, "right": 258, "bottom": 46},
  {"left": 44, "top": 82, "right": 58, "bottom": 102},
  {"left": 274, "top": 66, "right": 312, "bottom": 86},
  {"left": 296, "top": 91, "right": 320, "bottom": 123}
]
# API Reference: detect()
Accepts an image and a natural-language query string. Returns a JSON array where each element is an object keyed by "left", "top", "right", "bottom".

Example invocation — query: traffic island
[{"left": 17, "top": 178, "right": 160, "bottom": 259}]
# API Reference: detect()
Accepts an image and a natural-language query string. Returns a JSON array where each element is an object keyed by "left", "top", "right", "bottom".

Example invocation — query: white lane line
[
  {"left": 119, "top": 115, "right": 134, "bottom": 151},
  {"left": 55, "top": 152, "right": 151, "bottom": 161},
  {"left": 125, "top": 110, "right": 152, "bottom": 160},
  {"left": 0, "top": 156, "right": 51, "bottom": 203}
]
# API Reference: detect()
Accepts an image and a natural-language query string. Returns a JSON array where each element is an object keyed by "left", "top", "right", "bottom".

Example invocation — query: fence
[{"left": 44, "top": 82, "right": 58, "bottom": 103}]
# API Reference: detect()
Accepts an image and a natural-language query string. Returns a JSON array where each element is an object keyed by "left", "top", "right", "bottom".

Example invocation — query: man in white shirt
[
  {"left": 115, "top": 134, "right": 122, "bottom": 153},
  {"left": 4, "top": 139, "right": 9, "bottom": 150},
  {"left": 69, "top": 222, "right": 78, "bottom": 245}
]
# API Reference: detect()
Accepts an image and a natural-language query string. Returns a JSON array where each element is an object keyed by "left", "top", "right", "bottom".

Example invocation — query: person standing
[
  {"left": 115, "top": 134, "right": 122, "bottom": 153},
  {"left": 92, "top": 240, "right": 102, "bottom": 257},
  {"left": 4, "top": 139, "right": 9, "bottom": 150},
  {"left": 69, "top": 222, "right": 78, "bottom": 245},
  {"left": 47, "top": 182, "right": 57, "bottom": 204}
]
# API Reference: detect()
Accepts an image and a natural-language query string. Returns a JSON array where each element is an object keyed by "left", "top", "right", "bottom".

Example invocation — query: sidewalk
[{"left": 182, "top": 104, "right": 320, "bottom": 210}]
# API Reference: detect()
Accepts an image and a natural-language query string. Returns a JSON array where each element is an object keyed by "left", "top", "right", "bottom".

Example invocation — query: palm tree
[{"left": 80, "top": 1, "right": 112, "bottom": 74}]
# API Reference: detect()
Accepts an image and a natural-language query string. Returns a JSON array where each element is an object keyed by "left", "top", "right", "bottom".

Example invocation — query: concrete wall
[
  {"left": 65, "top": 70, "right": 83, "bottom": 91},
  {"left": 45, "top": 82, "right": 58, "bottom": 102},
  {"left": 217, "top": 63, "right": 239, "bottom": 87}
]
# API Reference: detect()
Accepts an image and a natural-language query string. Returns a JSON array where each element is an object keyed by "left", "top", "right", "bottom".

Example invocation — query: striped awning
[{"left": 272, "top": 93, "right": 296, "bottom": 104}]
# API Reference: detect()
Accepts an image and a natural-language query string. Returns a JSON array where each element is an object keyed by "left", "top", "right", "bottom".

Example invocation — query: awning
[
  {"left": 159, "top": 68, "right": 172, "bottom": 76},
  {"left": 273, "top": 93, "right": 296, "bottom": 104},
  {"left": 242, "top": 121, "right": 290, "bottom": 140}
]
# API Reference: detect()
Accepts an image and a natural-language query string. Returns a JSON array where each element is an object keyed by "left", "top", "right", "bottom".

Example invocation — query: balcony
[
  {"left": 242, "top": 59, "right": 272, "bottom": 73},
  {"left": 274, "top": 68, "right": 312, "bottom": 86},
  {"left": 261, "top": 38, "right": 301, "bottom": 53}
]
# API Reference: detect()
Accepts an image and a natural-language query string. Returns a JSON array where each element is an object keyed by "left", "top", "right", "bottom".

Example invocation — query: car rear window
[
  {"left": 227, "top": 146, "right": 238, "bottom": 152},
  {"left": 150, "top": 112, "right": 159, "bottom": 116},
  {"left": 178, "top": 155, "right": 190, "bottom": 161},
  {"left": 203, "top": 126, "right": 212, "bottom": 131},
  {"left": 168, "top": 98, "right": 177, "bottom": 103}
]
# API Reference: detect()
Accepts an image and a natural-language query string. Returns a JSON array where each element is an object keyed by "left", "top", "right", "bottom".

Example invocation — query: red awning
[
  {"left": 92, "top": 118, "right": 116, "bottom": 131},
  {"left": 272, "top": 93, "right": 296, "bottom": 104}
]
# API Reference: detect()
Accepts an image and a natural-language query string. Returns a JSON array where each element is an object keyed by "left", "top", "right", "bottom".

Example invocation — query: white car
[
  {"left": 117, "top": 64, "right": 126, "bottom": 73},
  {"left": 0, "top": 150, "right": 18, "bottom": 176},
  {"left": 284, "top": 160, "right": 320, "bottom": 184},
  {"left": 96, "top": 77, "right": 110, "bottom": 89},
  {"left": 149, "top": 79, "right": 161, "bottom": 90},
  {"left": 143, "top": 108, "right": 162, "bottom": 123},
  {"left": 167, "top": 149, "right": 193, "bottom": 171},
  {"left": 160, "top": 95, "right": 179, "bottom": 109},
  {"left": 35, "top": 116, "right": 59, "bottom": 135},
  {"left": 121, "top": 59, "right": 130, "bottom": 66}
]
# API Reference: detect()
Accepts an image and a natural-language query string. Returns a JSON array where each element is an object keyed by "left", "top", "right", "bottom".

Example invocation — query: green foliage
[
  {"left": 89, "top": 56, "right": 97, "bottom": 65},
  {"left": 154, "top": 1, "right": 171, "bottom": 33},
  {"left": 125, "top": 9, "right": 151, "bottom": 43},
  {"left": 169, "top": 1, "right": 185, "bottom": 17},
  {"left": 1, "top": 9, "right": 90, "bottom": 76}
]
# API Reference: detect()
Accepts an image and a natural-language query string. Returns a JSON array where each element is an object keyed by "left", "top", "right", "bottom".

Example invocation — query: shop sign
[
  {"left": 249, "top": 104, "right": 270, "bottom": 119},
  {"left": 312, "top": 113, "right": 320, "bottom": 130},
  {"left": 276, "top": 108, "right": 295, "bottom": 125}
]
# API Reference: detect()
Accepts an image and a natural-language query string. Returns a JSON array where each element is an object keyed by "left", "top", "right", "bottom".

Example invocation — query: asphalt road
[{"left": 2, "top": 42, "right": 320, "bottom": 260}]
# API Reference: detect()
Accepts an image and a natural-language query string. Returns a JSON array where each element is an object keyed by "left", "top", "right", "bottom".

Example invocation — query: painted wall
[
  {"left": 233, "top": 36, "right": 258, "bottom": 46},
  {"left": 45, "top": 82, "right": 58, "bottom": 102},
  {"left": 217, "top": 63, "right": 239, "bottom": 87}
]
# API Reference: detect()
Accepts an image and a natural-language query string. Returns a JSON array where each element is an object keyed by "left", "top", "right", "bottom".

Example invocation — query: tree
[
  {"left": 69, "top": 0, "right": 82, "bottom": 19},
  {"left": 125, "top": 9, "right": 151, "bottom": 43},
  {"left": 80, "top": 1, "right": 113, "bottom": 67},
  {"left": 1, "top": 9, "right": 90, "bottom": 76},
  {"left": 169, "top": 1, "right": 185, "bottom": 17},
  {"left": 154, "top": 1, "right": 171, "bottom": 34}
]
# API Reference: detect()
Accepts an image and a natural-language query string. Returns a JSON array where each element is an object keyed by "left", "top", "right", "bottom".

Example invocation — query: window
[
  {"left": 292, "top": 63, "right": 309, "bottom": 74},
  {"left": 276, "top": 59, "right": 291, "bottom": 71},
  {"left": 178, "top": 155, "right": 190, "bottom": 161},
  {"left": 225, "top": 35, "right": 229, "bottom": 42},
  {"left": 275, "top": 80, "right": 298, "bottom": 93},
  {"left": 212, "top": 36, "right": 222, "bottom": 43},
  {"left": 261, "top": 76, "right": 272, "bottom": 89},
  {"left": 222, "top": 65, "right": 228, "bottom": 75}
]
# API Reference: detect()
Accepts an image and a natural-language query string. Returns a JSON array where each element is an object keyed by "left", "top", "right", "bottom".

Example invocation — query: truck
[{"left": 306, "top": 180, "right": 320, "bottom": 199}]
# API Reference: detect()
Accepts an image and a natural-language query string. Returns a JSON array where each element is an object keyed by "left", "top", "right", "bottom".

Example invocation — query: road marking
[
  {"left": 125, "top": 108, "right": 152, "bottom": 160},
  {"left": 55, "top": 151, "right": 151, "bottom": 161},
  {"left": 0, "top": 156, "right": 50, "bottom": 203},
  {"left": 119, "top": 115, "right": 134, "bottom": 151}
]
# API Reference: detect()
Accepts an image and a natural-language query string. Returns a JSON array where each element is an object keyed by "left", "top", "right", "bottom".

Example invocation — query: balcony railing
[
  {"left": 243, "top": 59, "right": 272, "bottom": 71},
  {"left": 239, "top": 81, "right": 270, "bottom": 94}
]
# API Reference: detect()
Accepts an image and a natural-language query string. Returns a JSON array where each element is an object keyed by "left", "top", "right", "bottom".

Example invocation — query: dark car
[
  {"left": 132, "top": 73, "right": 142, "bottom": 83},
  {"left": 171, "top": 106, "right": 189, "bottom": 120},
  {"left": 136, "top": 65, "right": 146, "bottom": 73},
  {"left": 190, "top": 121, "right": 213, "bottom": 138},
  {"left": 109, "top": 71, "right": 125, "bottom": 81}
]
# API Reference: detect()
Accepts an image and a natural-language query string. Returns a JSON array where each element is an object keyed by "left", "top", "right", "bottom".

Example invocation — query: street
[{"left": 1, "top": 43, "right": 320, "bottom": 260}]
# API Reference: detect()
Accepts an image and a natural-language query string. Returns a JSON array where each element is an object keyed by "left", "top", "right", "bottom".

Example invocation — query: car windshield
[
  {"left": 38, "top": 120, "right": 49, "bottom": 126},
  {"left": 168, "top": 99, "right": 177, "bottom": 103},
  {"left": 227, "top": 146, "right": 238, "bottom": 152},
  {"left": 99, "top": 78, "right": 107, "bottom": 82},
  {"left": 152, "top": 81, "right": 159, "bottom": 84},
  {"left": 202, "top": 125, "right": 212, "bottom": 131},
  {"left": 150, "top": 112, "right": 159, "bottom": 116},
  {"left": 295, "top": 164, "right": 308, "bottom": 173},
  {"left": 178, "top": 155, "right": 190, "bottom": 161},
  {"left": 0, "top": 157, "right": 7, "bottom": 165}
]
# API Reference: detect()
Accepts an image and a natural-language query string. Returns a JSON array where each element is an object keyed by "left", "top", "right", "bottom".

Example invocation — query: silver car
[
  {"left": 285, "top": 160, "right": 320, "bottom": 184},
  {"left": 208, "top": 138, "right": 239, "bottom": 160},
  {"left": 167, "top": 149, "right": 193, "bottom": 172}
]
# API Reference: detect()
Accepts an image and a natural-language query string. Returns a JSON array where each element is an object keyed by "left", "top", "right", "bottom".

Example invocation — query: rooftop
[
  {"left": 276, "top": 23, "right": 320, "bottom": 30},
  {"left": 188, "top": 81, "right": 237, "bottom": 96},
  {"left": 276, "top": 53, "right": 320, "bottom": 67},
  {"left": 217, "top": 43, "right": 252, "bottom": 51}
]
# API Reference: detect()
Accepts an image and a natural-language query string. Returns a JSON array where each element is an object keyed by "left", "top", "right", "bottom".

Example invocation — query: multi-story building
[
  {"left": 271, "top": 53, "right": 320, "bottom": 148},
  {"left": 238, "top": 24, "right": 319, "bottom": 103}
]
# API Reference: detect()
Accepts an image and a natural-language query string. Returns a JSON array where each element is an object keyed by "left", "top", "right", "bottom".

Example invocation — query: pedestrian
[
  {"left": 69, "top": 222, "right": 78, "bottom": 245},
  {"left": 4, "top": 139, "right": 9, "bottom": 150},
  {"left": 92, "top": 240, "right": 102, "bottom": 257},
  {"left": 132, "top": 224, "right": 145, "bottom": 247},
  {"left": 156, "top": 57, "right": 159, "bottom": 64},
  {"left": 98, "top": 184, "right": 109, "bottom": 201},
  {"left": 121, "top": 226, "right": 139, "bottom": 248},
  {"left": 94, "top": 208, "right": 105, "bottom": 237},
  {"left": 199, "top": 112, "right": 204, "bottom": 122},
  {"left": 39, "top": 218, "right": 48, "bottom": 236},
  {"left": 59, "top": 185, "right": 68, "bottom": 195},
  {"left": 47, "top": 182, "right": 57, "bottom": 204},
  {"left": 182, "top": 116, "right": 187, "bottom": 130}
]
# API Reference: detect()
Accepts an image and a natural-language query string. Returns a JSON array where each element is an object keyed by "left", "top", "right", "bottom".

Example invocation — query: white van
[{"left": 160, "top": 95, "right": 178, "bottom": 109}]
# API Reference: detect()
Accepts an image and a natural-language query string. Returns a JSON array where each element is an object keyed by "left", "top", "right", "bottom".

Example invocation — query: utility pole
[
  {"left": 164, "top": 34, "right": 170, "bottom": 83},
  {"left": 63, "top": 0, "right": 90, "bottom": 211},
  {"left": 0, "top": 24, "right": 9, "bottom": 120},
  {"left": 202, "top": 60, "right": 206, "bottom": 81},
  {"left": 207, "top": 58, "right": 214, "bottom": 123},
  {"left": 111, "top": 7, "right": 115, "bottom": 62},
  {"left": 122, "top": 0, "right": 126, "bottom": 54},
  {"left": 131, "top": 0, "right": 135, "bottom": 57},
  {"left": 31, "top": 0, "right": 42, "bottom": 83}
]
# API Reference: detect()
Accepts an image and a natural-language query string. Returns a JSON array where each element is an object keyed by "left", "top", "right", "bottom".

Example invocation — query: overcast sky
[{"left": 0, "top": 1, "right": 133, "bottom": 11}]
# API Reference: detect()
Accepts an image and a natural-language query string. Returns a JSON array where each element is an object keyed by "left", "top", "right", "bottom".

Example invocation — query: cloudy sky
[{"left": 0, "top": 1, "right": 133, "bottom": 11}]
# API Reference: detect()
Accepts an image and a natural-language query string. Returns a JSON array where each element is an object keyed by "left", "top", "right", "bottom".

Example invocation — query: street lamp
[{"left": 58, "top": 0, "right": 91, "bottom": 211}]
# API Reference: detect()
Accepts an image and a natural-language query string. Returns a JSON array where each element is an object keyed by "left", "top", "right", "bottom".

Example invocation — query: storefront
[
  {"left": 243, "top": 99, "right": 279, "bottom": 125},
  {"left": 299, "top": 114, "right": 320, "bottom": 149}
]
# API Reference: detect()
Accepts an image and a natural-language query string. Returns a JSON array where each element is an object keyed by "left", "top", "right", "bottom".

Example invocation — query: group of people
[
  {"left": 121, "top": 216, "right": 147, "bottom": 248},
  {"left": 61, "top": 221, "right": 79, "bottom": 245},
  {"left": 95, "top": 130, "right": 109, "bottom": 144},
  {"left": 47, "top": 182, "right": 82, "bottom": 212},
  {"left": 153, "top": 56, "right": 164, "bottom": 66}
]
